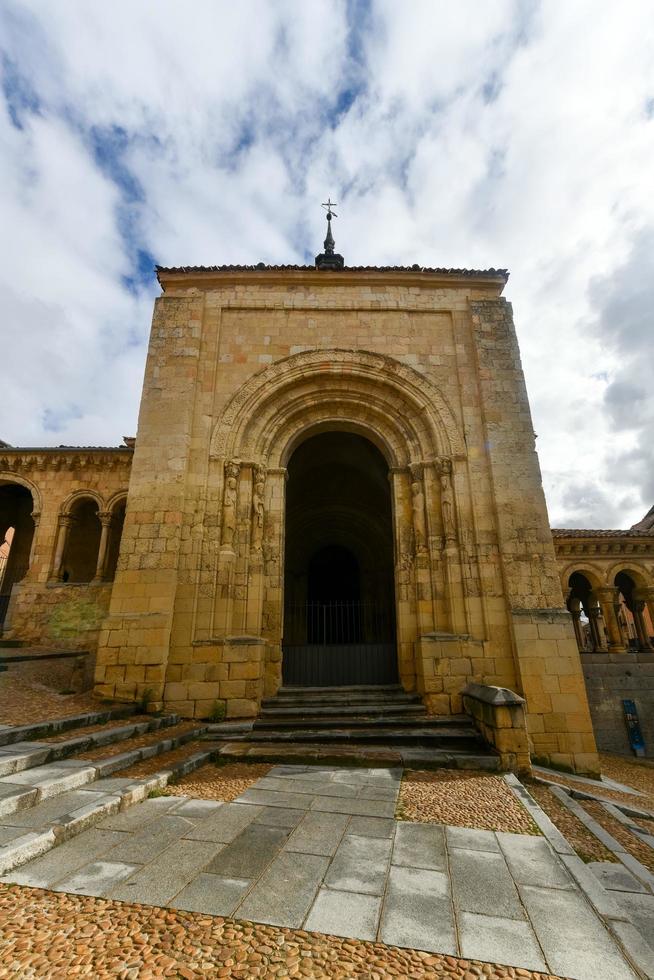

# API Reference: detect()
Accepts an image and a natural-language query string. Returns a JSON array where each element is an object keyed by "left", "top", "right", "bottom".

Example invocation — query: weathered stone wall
[
  {"left": 0, "top": 449, "right": 131, "bottom": 648},
  {"left": 91, "top": 267, "right": 599, "bottom": 773},
  {"left": 580, "top": 651, "right": 654, "bottom": 757}
]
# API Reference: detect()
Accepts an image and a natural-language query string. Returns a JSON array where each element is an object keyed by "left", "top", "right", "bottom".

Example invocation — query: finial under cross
[{"left": 315, "top": 197, "right": 344, "bottom": 269}]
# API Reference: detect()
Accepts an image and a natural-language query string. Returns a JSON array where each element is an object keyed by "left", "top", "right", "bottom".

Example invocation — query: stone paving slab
[
  {"left": 205, "top": 824, "right": 289, "bottom": 879},
  {"left": 53, "top": 859, "right": 139, "bottom": 897},
  {"left": 588, "top": 860, "right": 649, "bottom": 894},
  {"left": 237, "top": 850, "right": 329, "bottom": 927},
  {"left": 458, "top": 911, "right": 548, "bottom": 972},
  {"left": 111, "top": 839, "right": 224, "bottom": 906},
  {"left": 519, "top": 883, "right": 636, "bottom": 980},
  {"left": 324, "top": 833, "right": 392, "bottom": 896},
  {"left": 0, "top": 761, "right": 640, "bottom": 978},
  {"left": 104, "top": 815, "right": 196, "bottom": 865},
  {"left": 304, "top": 886, "right": 381, "bottom": 941},
  {"left": 6, "top": 829, "right": 126, "bottom": 888},
  {"left": 170, "top": 871, "right": 251, "bottom": 916},
  {"left": 449, "top": 848, "right": 524, "bottom": 920},
  {"left": 380, "top": 865, "right": 456, "bottom": 954},
  {"left": 183, "top": 802, "right": 261, "bottom": 843},
  {"left": 392, "top": 821, "right": 446, "bottom": 871},
  {"left": 285, "top": 811, "right": 349, "bottom": 856},
  {"left": 497, "top": 832, "right": 574, "bottom": 890}
]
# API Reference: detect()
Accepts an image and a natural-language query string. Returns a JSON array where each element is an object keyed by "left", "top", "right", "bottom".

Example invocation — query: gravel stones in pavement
[
  {"left": 582, "top": 799, "right": 654, "bottom": 873},
  {"left": 167, "top": 763, "right": 273, "bottom": 801},
  {"left": 0, "top": 662, "right": 105, "bottom": 726},
  {"left": 398, "top": 770, "right": 539, "bottom": 834},
  {"left": 524, "top": 783, "right": 616, "bottom": 864},
  {"left": 117, "top": 742, "right": 207, "bottom": 778},
  {"left": 0, "top": 883, "right": 566, "bottom": 979},
  {"left": 599, "top": 753, "right": 654, "bottom": 808},
  {"left": 75, "top": 720, "right": 199, "bottom": 761},
  {"left": 41, "top": 715, "right": 152, "bottom": 743}
]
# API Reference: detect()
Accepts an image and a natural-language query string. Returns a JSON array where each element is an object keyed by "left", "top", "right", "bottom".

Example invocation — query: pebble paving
[
  {"left": 398, "top": 771, "right": 539, "bottom": 834},
  {"left": 0, "top": 763, "right": 637, "bottom": 979}
]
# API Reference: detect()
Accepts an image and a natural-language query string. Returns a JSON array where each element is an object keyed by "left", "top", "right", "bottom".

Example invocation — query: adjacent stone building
[{"left": 1, "top": 235, "right": 651, "bottom": 769}]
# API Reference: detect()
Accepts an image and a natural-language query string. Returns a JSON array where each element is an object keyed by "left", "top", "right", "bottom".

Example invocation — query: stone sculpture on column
[{"left": 221, "top": 460, "right": 240, "bottom": 549}]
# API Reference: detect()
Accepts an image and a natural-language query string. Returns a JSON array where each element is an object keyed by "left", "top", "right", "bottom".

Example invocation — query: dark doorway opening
[
  {"left": 282, "top": 431, "right": 397, "bottom": 686},
  {"left": 0, "top": 483, "right": 35, "bottom": 626}
]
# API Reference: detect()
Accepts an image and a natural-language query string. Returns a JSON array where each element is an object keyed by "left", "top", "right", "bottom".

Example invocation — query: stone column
[
  {"left": 28, "top": 510, "right": 40, "bottom": 569},
  {"left": 51, "top": 515, "right": 72, "bottom": 582},
  {"left": 587, "top": 594, "right": 608, "bottom": 652},
  {"left": 632, "top": 590, "right": 654, "bottom": 651},
  {"left": 436, "top": 457, "right": 466, "bottom": 634},
  {"left": 389, "top": 468, "right": 418, "bottom": 689},
  {"left": 565, "top": 589, "right": 586, "bottom": 652},
  {"left": 92, "top": 511, "right": 113, "bottom": 583},
  {"left": 594, "top": 587, "right": 627, "bottom": 652}
]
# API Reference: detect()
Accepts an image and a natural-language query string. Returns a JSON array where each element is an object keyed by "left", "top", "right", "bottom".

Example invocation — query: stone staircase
[
  {"left": 208, "top": 685, "right": 500, "bottom": 769},
  {"left": 0, "top": 707, "right": 219, "bottom": 876}
]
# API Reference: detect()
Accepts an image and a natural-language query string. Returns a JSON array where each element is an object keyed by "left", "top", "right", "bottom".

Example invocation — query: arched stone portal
[{"left": 282, "top": 431, "right": 397, "bottom": 686}]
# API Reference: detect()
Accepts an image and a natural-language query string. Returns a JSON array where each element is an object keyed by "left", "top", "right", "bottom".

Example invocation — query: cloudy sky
[{"left": 1, "top": 1, "right": 652, "bottom": 528}]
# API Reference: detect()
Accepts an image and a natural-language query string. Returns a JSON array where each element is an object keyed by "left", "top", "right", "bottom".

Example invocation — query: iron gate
[{"left": 282, "top": 600, "right": 397, "bottom": 686}]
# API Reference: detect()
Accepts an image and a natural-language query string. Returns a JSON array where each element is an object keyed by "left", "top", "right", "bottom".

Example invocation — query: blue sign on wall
[{"left": 623, "top": 699, "right": 646, "bottom": 757}]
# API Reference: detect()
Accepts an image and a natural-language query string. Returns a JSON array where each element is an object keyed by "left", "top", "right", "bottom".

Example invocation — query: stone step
[
  {"left": 259, "top": 702, "right": 428, "bottom": 718},
  {"left": 0, "top": 726, "right": 208, "bottom": 818},
  {"left": 0, "top": 715, "right": 181, "bottom": 778},
  {"left": 0, "top": 748, "right": 218, "bottom": 877},
  {"left": 214, "top": 726, "right": 483, "bottom": 749},
  {"left": 215, "top": 739, "right": 500, "bottom": 770},
  {"left": 253, "top": 715, "right": 469, "bottom": 731},
  {"left": 0, "top": 705, "right": 139, "bottom": 748},
  {"left": 262, "top": 686, "right": 422, "bottom": 707}
]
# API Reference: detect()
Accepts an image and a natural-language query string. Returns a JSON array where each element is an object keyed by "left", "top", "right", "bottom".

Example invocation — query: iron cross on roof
[{"left": 321, "top": 198, "right": 338, "bottom": 219}]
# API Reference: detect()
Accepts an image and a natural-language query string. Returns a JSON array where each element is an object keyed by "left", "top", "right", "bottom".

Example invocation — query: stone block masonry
[{"left": 87, "top": 266, "right": 600, "bottom": 775}]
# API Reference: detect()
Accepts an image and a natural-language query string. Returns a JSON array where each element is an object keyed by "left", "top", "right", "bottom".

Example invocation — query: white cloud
[{"left": 0, "top": 0, "right": 652, "bottom": 526}]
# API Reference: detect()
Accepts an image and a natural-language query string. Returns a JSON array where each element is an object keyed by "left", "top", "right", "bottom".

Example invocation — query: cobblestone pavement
[
  {"left": 168, "top": 763, "right": 273, "bottom": 802},
  {"left": 76, "top": 721, "right": 200, "bottom": 761},
  {"left": 1, "top": 765, "right": 636, "bottom": 979},
  {"left": 0, "top": 883, "right": 565, "bottom": 980},
  {"left": 582, "top": 800, "right": 654, "bottom": 873},
  {"left": 522, "top": 783, "right": 617, "bottom": 864},
  {"left": 119, "top": 742, "right": 211, "bottom": 778},
  {"left": 0, "top": 662, "right": 101, "bottom": 725},
  {"left": 41, "top": 715, "right": 152, "bottom": 743},
  {"left": 535, "top": 767, "right": 653, "bottom": 810},
  {"left": 599, "top": 754, "right": 654, "bottom": 808},
  {"left": 398, "top": 771, "right": 538, "bottom": 834}
]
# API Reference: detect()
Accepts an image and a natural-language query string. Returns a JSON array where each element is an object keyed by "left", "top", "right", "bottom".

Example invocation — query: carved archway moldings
[{"left": 210, "top": 349, "right": 464, "bottom": 466}]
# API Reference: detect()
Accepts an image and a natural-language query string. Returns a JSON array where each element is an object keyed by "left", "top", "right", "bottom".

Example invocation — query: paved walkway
[{"left": 1, "top": 764, "right": 638, "bottom": 980}]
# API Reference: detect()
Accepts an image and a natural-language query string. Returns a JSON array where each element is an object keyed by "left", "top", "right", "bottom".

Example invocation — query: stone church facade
[{"left": 2, "top": 257, "right": 653, "bottom": 771}]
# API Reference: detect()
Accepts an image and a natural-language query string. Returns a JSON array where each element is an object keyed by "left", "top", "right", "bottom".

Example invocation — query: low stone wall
[
  {"left": 581, "top": 651, "right": 654, "bottom": 758},
  {"left": 161, "top": 636, "right": 267, "bottom": 720},
  {"left": 5, "top": 582, "right": 112, "bottom": 652},
  {"left": 462, "top": 682, "right": 531, "bottom": 774},
  {"left": 415, "top": 632, "right": 485, "bottom": 715}
]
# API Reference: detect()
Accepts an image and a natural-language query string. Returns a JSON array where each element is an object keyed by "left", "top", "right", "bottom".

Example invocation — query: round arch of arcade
[
  {"left": 208, "top": 348, "right": 467, "bottom": 694},
  {"left": 52, "top": 489, "right": 128, "bottom": 585},
  {"left": 561, "top": 560, "right": 654, "bottom": 655}
]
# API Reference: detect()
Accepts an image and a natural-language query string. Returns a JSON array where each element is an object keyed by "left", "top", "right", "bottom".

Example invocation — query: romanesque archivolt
[{"left": 209, "top": 348, "right": 466, "bottom": 466}]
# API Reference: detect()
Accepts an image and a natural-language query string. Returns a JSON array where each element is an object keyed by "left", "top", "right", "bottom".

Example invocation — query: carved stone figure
[
  {"left": 437, "top": 457, "right": 457, "bottom": 545},
  {"left": 410, "top": 474, "right": 427, "bottom": 555},
  {"left": 221, "top": 460, "right": 240, "bottom": 548},
  {"left": 251, "top": 465, "right": 266, "bottom": 552}
]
